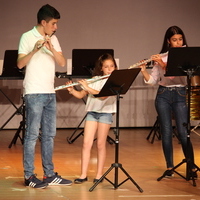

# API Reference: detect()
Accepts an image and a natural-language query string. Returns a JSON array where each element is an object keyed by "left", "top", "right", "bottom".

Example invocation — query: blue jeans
[
  {"left": 155, "top": 86, "right": 194, "bottom": 168},
  {"left": 23, "top": 93, "right": 56, "bottom": 179}
]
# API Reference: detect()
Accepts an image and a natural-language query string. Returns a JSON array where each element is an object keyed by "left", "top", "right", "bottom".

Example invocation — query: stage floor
[{"left": 0, "top": 128, "right": 200, "bottom": 200}]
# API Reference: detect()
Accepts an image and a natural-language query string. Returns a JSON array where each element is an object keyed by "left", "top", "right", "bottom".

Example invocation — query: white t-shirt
[
  {"left": 18, "top": 26, "right": 62, "bottom": 95},
  {"left": 85, "top": 77, "right": 116, "bottom": 113}
]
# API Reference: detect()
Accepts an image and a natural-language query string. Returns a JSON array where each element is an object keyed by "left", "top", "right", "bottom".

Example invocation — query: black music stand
[
  {"left": 0, "top": 50, "right": 25, "bottom": 148},
  {"left": 157, "top": 47, "right": 200, "bottom": 186},
  {"left": 89, "top": 68, "right": 143, "bottom": 192},
  {"left": 72, "top": 49, "right": 114, "bottom": 77},
  {"left": 8, "top": 98, "right": 25, "bottom": 148}
]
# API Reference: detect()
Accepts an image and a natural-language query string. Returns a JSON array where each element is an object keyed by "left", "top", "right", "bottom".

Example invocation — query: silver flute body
[
  {"left": 128, "top": 52, "right": 168, "bottom": 69},
  {"left": 54, "top": 74, "right": 110, "bottom": 91}
]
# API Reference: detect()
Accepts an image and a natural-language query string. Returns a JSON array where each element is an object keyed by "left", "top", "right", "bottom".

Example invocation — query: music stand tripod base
[
  {"left": 89, "top": 69, "right": 143, "bottom": 192},
  {"left": 89, "top": 162, "right": 143, "bottom": 192}
]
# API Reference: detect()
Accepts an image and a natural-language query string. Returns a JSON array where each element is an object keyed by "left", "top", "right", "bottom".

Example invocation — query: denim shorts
[{"left": 85, "top": 112, "right": 113, "bottom": 124}]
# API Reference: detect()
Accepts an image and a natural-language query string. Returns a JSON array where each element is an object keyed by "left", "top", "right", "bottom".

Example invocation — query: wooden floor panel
[{"left": 0, "top": 128, "right": 200, "bottom": 200}]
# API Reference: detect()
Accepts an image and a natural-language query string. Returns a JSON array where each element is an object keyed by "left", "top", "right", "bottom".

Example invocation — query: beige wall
[{"left": 1, "top": 0, "right": 200, "bottom": 128}]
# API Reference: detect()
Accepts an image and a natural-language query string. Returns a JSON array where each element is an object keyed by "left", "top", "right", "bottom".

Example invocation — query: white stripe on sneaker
[
  {"left": 29, "top": 182, "right": 36, "bottom": 187},
  {"left": 48, "top": 177, "right": 62, "bottom": 185}
]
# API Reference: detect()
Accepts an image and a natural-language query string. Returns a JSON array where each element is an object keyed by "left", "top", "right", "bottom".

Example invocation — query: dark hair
[
  {"left": 160, "top": 26, "right": 188, "bottom": 53},
  {"left": 37, "top": 4, "right": 60, "bottom": 24},
  {"left": 93, "top": 53, "right": 118, "bottom": 76}
]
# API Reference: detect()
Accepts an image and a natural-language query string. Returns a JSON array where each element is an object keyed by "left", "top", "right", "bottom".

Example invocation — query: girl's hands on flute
[
  {"left": 65, "top": 80, "right": 74, "bottom": 94},
  {"left": 151, "top": 54, "right": 167, "bottom": 69}
]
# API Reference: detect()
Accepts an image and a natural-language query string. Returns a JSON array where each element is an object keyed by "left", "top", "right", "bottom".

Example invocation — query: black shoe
[
  {"left": 74, "top": 177, "right": 88, "bottom": 184},
  {"left": 93, "top": 178, "right": 104, "bottom": 183},
  {"left": 189, "top": 171, "right": 198, "bottom": 180},
  {"left": 25, "top": 174, "right": 48, "bottom": 189},
  {"left": 164, "top": 170, "right": 174, "bottom": 178},
  {"left": 43, "top": 172, "right": 72, "bottom": 186}
]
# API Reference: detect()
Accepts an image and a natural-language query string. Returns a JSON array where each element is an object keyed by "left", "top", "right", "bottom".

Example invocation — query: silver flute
[
  {"left": 54, "top": 74, "right": 110, "bottom": 91},
  {"left": 128, "top": 52, "right": 168, "bottom": 69},
  {"left": 129, "top": 45, "right": 187, "bottom": 69}
]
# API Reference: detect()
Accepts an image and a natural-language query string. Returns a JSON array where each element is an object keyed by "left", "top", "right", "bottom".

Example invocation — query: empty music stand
[
  {"left": 0, "top": 50, "right": 24, "bottom": 79},
  {"left": 0, "top": 50, "right": 25, "bottom": 148},
  {"left": 89, "top": 68, "right": 143, "bottom": 193},
  {"left": 72, "top": 49, "right": 114, "bottom": 77},
  {"left": 157, "top": 47, "right": 200, "bottom": 186}
]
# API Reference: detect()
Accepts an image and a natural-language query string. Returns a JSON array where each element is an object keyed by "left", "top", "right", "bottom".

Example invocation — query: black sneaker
[
  {"left": 43, "top": 172, "right": 72, "bottom": 186},
  {"left": 25, "top": 174, "right": 48, "bottom": 189}
]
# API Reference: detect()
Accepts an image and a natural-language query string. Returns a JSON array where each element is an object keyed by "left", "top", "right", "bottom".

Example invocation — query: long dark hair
[
  {"left": 160, "top": 26, "right": 188, "bottom": 53},
  {"left": 93, "top": 53, "right": 118, "bottom": 76}
]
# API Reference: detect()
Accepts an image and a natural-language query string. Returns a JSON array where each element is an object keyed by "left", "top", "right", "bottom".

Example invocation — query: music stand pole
[
  {"left": 184, "top": 72, "right": 200, "bottom": 185},
  {"left": 89, "top": 69, "right": 143, "bottom": 192}
]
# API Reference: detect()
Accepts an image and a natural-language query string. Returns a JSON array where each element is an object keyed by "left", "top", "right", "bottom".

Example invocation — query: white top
[
  {"left": 85, "top": 77, "right": 116, "bottom": 113},
  {"left": 18, "top": 26, "right": 62, "bottom": 95},
  {"left": 145, "top": 54, "right": 186, "bottom": 87}
]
